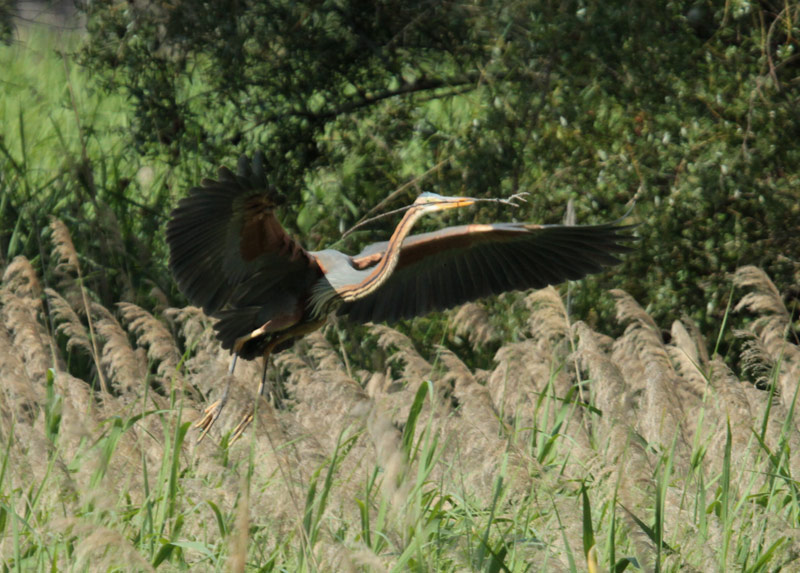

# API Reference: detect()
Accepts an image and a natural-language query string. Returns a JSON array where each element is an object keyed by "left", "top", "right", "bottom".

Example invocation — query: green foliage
[
  {"left": 0, "top": 29, "right": 178, "bottom": 311},
  {"left": 74, "top": 0, "right": 800, "bottom": 346}
]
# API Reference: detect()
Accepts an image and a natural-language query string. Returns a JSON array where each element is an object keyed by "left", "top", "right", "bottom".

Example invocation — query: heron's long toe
[
  {"left": 196, "top": 398, "right": 226, "bottom": 442},
  {"left": 229, "top": 412, "right": 255, "bottom": 444}
]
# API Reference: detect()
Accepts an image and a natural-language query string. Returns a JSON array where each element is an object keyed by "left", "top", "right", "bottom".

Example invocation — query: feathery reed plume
[
  {"left": 2, "top": 256, "right": 42, "bottom": 298},
  {"left": 646, "top": 357, "right": 691, "bottom": 454},
  {"left": 63, "top": 521, "right": 155, "bottom": 572},
  {"left": 610, "top": 288, "right": 659, "bottom": 331},
  {"left": 50, "top": 370, "right": 98, "bottom": 449},
  {"left": 117, "top": 302, "right": 181, "bottom": 379},
  {"left": 49, "top": 218, "right": 80, "bottom": 276},
  {"left": 526, "top": 287, "right": 571, "bottom": 344},
  {"left": 451, "top": 302, "right": 498, "bottom": 349},
  {"left": 574, "top": 322, "right": 629, "bottom": 458},
  {"left": 49, "top": 218, "right": 108, "bottom": 393},
  {"left": 165, "top": 305, "right": 219, "bottom": 354},
  {"left": 288, "top": 333, "right": 371, "bottom": 445},
  {"left": 92, "top": 302, "right": 148, "bottom": 395},
  {"left": 525, "top": 287, "right": 577, "bottom": 402},
  {"left": 0, "top": 322, "right": 42, "bottom": 424},
  {"left": 488, "top": 339, "right": 554, "bottom": 417},
  {"left": 611, "top": 290, "right": 693, "bottom": 454},
  {"left": 370, "top": 324, "right": 432, "bottom": 383},
  {"left": 667, "top": 319, "right": 708, "bottom": 393},
  {"left": 45, "top": 288, "right": 92, "bottom": 355},
  {"left": 437, "top": 346, "right": 478, "bottom": 398},
  {"left": 438, "top": 347, "right": 513, "bottom": 495},
  {"left": 574, "top": 321, "right": 656, "bottom": 563},
  {"left": 706, "top": 357, "right": 754, "bottom": 456},
  {"left": 735, "top": 329, "right": 774, "bottom": 389},
  {"left": 2, "top": 281, "right": 56, "bottom": 381},
  {"left": 734, "top": 266, "right": 795, "bottom": 359},
  {"left": 306, "top": 328, "right": 347, "bottom": 372},
  {"left": 734, "top": 266, "right": 800, "bottom": 423},
  {"left": 734, "top": 266, "right": 790, "bottom": 319}
]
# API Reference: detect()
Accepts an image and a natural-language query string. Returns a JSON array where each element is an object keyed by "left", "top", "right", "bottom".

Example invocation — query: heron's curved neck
[{"left": 339, "top": 206, "right": 427, "bottom": 302}]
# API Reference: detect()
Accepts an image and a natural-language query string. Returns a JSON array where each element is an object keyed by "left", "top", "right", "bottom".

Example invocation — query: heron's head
[{"left": 413, "top": 192, "right": 477, "bottom": 213}]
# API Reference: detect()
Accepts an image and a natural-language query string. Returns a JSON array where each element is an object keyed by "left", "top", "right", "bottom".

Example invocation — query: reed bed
[{"left": 0, "top": 222, "right": 798, "bottom": 571}]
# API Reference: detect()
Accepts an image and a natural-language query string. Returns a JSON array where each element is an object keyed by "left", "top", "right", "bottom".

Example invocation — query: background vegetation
[{"left": 1, "top": 0, "right": 799, "bottom": 570}]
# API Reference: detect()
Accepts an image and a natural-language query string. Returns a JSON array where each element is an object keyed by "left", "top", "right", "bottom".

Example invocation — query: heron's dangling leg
[
  {"left": 229, "top": 350, "right": 272, "bottom": 443},
  {"left": 228, "top": 318, "right": 326, "bottom": 443},
  {"left": 195, "top": 353, "right": 239, "bottom": 442},
  {"left": 194, "top": 321, "right": 277, "bottom": 441}
]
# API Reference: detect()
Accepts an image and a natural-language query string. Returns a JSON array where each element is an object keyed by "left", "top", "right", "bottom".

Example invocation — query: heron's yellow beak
[{"left": 432, "top": 196, "right": 477, "bottom": 210}]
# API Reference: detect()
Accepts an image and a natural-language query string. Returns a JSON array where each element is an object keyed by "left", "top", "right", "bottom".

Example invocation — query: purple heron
[{"left": 167, "top": 154, "right": 634, "bottom": 439}]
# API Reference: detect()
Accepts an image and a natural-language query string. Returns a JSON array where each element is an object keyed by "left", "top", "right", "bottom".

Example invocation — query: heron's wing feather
[
  {"left": 167, "top": 154, "right": 318, "bottom": 314},
  {"left": 342, "top": 222, "right": 634, "bottom": 323}
]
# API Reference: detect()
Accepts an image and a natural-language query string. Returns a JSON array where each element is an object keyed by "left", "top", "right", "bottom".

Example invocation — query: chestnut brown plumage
[{"left": 167, "top": 153, "right": 634, "bottom": 439}]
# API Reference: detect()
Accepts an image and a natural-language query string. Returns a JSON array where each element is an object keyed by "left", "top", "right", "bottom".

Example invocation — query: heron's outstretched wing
[
  {"left": 167, "top": 154, "right": 319, "bottom": 314},
  {"left": 341, "top": 222, "right": 635, "bottom": 323}
]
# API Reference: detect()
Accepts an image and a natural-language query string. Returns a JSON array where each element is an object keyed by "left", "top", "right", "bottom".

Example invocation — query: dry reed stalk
[
  {"left": 92, "top": 302, "right": 148, "bottom": 396},
  {"left": 451, "top": 302, "right": 498, "bottom": 349},
  {"left": 49, "top": 218, "right": 109, "bottom": 393},
  {"left": 228, "top": 475, "right": 250, "bottom": 573}
]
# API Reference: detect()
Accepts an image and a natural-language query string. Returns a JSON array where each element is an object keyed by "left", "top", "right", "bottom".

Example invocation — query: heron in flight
[{"left": 167, "top": 153, "right": 634, "bottom": 440}]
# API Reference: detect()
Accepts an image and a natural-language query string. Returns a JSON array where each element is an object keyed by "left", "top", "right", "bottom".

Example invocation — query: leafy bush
[{"left": 75, "top": 0, "right": 799, "bottom": 344}]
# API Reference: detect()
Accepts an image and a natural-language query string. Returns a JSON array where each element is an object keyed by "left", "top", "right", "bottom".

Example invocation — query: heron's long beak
[{"left": 430, "top": 196, "right": 477, "bottom": 210}]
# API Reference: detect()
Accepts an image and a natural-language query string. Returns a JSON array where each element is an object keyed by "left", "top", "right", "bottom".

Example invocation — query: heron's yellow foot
[
  {"left": 229, "top": 412, "right": 254, "bottom": 444},
  {"left": 195, "top": 399, "right": 226, "bottom": 443}
]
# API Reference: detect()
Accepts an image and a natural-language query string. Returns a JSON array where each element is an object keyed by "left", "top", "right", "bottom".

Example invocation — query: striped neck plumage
[{"left": 338, "top": 205, "right": 427, "bottom": 303}]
